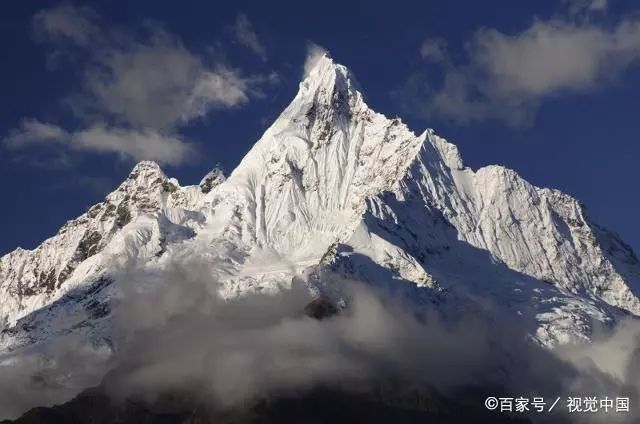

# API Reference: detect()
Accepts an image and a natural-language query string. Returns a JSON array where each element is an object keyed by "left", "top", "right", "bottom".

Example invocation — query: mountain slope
[
  {"left": 1, "top": 54, "right": 640, "bottom": 355},
  {"left": 0, "top": 161, "right": 221, "bottom": 329}
]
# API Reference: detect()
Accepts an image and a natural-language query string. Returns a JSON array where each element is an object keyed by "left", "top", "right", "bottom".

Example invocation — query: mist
[{"left": 1, "top": 251, "right": 640, "bottom": 423}]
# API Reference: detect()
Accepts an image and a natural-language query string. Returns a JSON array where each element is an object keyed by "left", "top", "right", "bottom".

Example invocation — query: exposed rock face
[
  {"left": 199, "top": 167, "right": 225, "bottom": 194},
  {"left": 0, "top": 161, "right": 202, "bottom": 331},
  {"left": 303, "top": 296, "right": 339, "bottom": 320}
]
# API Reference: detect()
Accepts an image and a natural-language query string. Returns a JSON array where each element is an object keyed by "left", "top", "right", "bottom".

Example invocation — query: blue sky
[{"left": 1, "top": 0, "right": 639, "bottom": 255}]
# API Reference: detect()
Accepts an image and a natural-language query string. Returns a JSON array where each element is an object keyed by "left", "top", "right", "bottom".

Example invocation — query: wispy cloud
[
  {"left": 302, "top": 43, "right": 328, "bottom": 78},
  {"left": 3, "top": 119, "right": 194, "bottom": 165},
  {"left": 564, "top": 0, "right": 608, "bottom": 16},
  {"left": 3, "top": 119, "right": 68, "bottom": 149},
  {"left": 72, "top": 125, "right": 195, "bottom": 165},
  {"left": 233, "top": 13, "right": 267, "bottom": 61}
]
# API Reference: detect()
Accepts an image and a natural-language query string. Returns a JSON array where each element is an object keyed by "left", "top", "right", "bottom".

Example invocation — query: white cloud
[
  {"left": 473, "top": 19, "right": 640, "bottom": 97},
  {"left": 32, "top": 3, "right": 98, "bottom": 45},
  {"left": 80, "top": 27, "right": 264, "bottom": 130},
  {"left": 233, "top": 13, "right": 266, "bottom": 61},
  {"left": 415, "top": 17, "right": 640, "bottom": 124},
  {"left": 3, "top": 119, "right": 68, "bottom": 149},
  {"left": 303, "top": 43, "right": 329, "bottom": 78},
  {"left": 8, "top": 4, "right": 275, "bottom": 167},
  {"left": 182, "top": 68, "right": 252, "bottom": 121},
  {"left": 2, "top": 119, "right": 194, "bottom": 166}
]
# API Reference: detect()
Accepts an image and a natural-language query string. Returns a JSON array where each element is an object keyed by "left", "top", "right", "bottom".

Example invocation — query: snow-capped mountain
[{"left": 2, "top": 54, "right": 640, "bottom": 354}]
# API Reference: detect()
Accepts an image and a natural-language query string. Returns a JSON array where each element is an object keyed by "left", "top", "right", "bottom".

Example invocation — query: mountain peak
[
  {"left": 110, "top": 160, "right": 172, "bottom": 200},
  {"left": 129, "top": 159, "right": 162, "bottom": 172},
  {"left": 298, "top": 54, "right": 359, "bottom": 103},
  {"left": 304, "top": 53, "right": 341, "bottom": 78},
  {"left": 127, "top": 160, "right": 166, "bottom": 181},
  {"left": 199, "top": 166, "right": 225, "bottom": 194}
]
